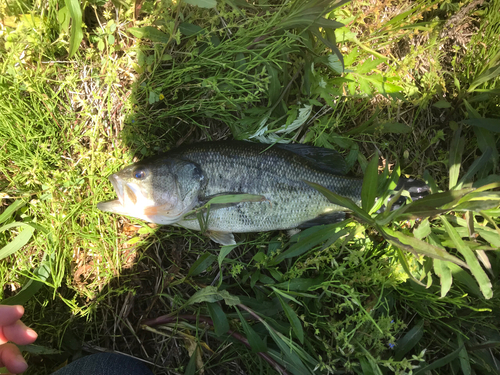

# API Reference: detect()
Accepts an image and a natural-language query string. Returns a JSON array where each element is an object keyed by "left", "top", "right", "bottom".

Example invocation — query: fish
[{"left": 97, "top": 141, "right": 429, "bottom": 245}]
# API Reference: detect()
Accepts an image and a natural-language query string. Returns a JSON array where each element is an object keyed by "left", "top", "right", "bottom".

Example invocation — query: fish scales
[{"left": 168, "top": 142, "right": 363, "bottom": 233}]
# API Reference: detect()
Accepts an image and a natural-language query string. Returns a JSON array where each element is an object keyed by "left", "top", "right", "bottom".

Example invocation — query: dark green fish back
[{"left": 170, "top": 141, "right": 362, "bottom": 233}]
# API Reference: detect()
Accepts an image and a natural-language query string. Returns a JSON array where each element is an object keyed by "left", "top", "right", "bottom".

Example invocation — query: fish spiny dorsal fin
[{"left": 275, "top": 143, "right": 347, "bottom": 175}]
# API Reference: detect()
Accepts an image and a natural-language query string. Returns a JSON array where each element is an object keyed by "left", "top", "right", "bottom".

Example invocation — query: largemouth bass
[{"left": 97, "top": 141, "right": 428, "bottom": 245}]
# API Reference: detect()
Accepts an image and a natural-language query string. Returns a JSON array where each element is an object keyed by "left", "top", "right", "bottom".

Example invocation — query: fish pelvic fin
[
  {"left": 207, "top": 231, "right": 236, "bottom": 246},
  {"left": 298, "top": 212, "right": 346, "bottom": 229}
]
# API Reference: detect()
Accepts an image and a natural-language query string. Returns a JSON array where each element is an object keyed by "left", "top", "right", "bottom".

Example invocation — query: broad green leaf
[
  {"left": 361, "top": 155, "right": 379, "bottom": 211},
  {"left": 433, "top": 99, "right": 452, "bottom": 108},
  {"left": 395, "top": 248, "right": 426, "bottom": 287},
  {"left": 0, "top": 200, "right": 25, "bottom": 224},
  {"left": 356, "top": 58, "right": 386, "bottom": 73},
  {"left": 273, "top": 276, "right": 324, "bottom": 292},
  {"left": 271, "top": 223, "right": 349, "bottom": 264},
  {"left": 187, "top": 286, "right": 240, "bottom": 306},
  {"left": 395, "top": 320, "right": 424, "bottom": 360},
  {"left": 183, "top": 0, "right": 217, "bottom": 8},
  {"left": 207, "top": 302, "right": 229, "bottom": 336},
  {"left": 440, "top": 217, "right": 493, "bottom": 299},
  {"left": 276, "top": 295, "right": 304, "bottom": 343},
  {"left": 235, "top": 307, "right": 267, "bottom": 353},
  {"left": 187, "top": 252, "right": 216, "bottom": 277},
  {"left": 364, "top": 122, "right": 411, "bottom": 134},
  {"left": 414, "top": 219, "right": 431, "bottom": 240},
  {"left": 446, "top": 262, "right": 482, "bottom": 298},
  {"left": 218, "top": 245, "right": 236, "bottom": 268},
  {"left": 379, "top": 226, "right": 468, "bottom": 268},
  {"left": 2, "top": 261, "right": 50, "bottom": 305},
  {"left": 305, "top": 181, "right": 373, "bottom": 223},
  {"left": 0, "top": 222, "right": 35, "bottom": 260},
  {"left": 433, "top": 259, "right": 453, "bottom": 298},
  {"left": 449, "top": 128, "right": 464, "bottom": 189},
  {"left": 179, "top": 22, "right": 205, "bottom": 36},
  {"left": 64, "top": 0, "right": 83, "bottom": 57},
  {"left": 128, "top": 26, "right": 170, "bottom": 43}
]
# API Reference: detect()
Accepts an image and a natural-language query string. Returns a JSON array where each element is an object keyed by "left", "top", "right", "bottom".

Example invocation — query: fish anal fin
[{"left": 207, "top": 231, "right": 236, "bottom": 246}]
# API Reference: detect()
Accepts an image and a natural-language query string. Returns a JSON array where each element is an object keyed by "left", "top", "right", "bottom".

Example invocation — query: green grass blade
[
  {"left": 440, "top": 217, "right": 493, "bottom": 299},
  {"left": 449, "top": 128, "right": 465, "bottom": 189},
  {"left": 187, "top": 253, "right": 217, "bottom": 277},
  {"left": 457, "top": 336, "right": 472, "bottom": 375},
  {"left": 361, "top": 155, "right": 379, "bottom": 211},
  {"left": 0, "top": 200, "right": 25, "bottom": 224},
  {"left": 276, "top": 294, "right": 304, "bottom": 343},
  {"left": 0, "top": 222, "right": 35, "bottom": 260},
  {"left": 359, "top": 348, "right": 383, "bottom": 375},
  {"left": 414, "top": 345, "right": 463, "bottom": 375},
  {"left": 456, "top": 148, "right": 494, "bottom": 188},
  {"left": 64, "top": 0, "right": 83, "bottom": 57},
  {"left": 235, "top": 307, "right": 267, "bottom": 353}
]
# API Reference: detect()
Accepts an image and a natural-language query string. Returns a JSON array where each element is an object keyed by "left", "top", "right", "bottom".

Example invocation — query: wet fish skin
[{"left": 97, "top": 141, "right": 366, "bottom": 244}]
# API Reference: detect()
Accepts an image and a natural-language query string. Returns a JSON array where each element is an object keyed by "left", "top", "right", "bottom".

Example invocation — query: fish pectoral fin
[
  {"left": 200, "top": 193, "right": 266, "bottom": 207},
  {"left": 207, "top": 231, "right": 236, "bottom": 246}
]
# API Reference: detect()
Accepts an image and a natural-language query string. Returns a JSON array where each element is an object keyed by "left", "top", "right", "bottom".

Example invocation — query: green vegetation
[{"left": 1, "top": 0, "right": 499, "bottom": 374}]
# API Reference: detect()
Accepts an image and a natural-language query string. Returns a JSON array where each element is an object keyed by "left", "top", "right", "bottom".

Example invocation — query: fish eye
[{"left": 133, "top": 169, "right": 146, "bottom": 180}]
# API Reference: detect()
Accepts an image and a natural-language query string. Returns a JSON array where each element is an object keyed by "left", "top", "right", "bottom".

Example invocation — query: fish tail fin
[{"left": 378, "top": 177, "right": 431, "bottom": 212}]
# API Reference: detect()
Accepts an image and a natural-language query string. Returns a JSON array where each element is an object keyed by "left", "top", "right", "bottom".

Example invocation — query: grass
[{"left": 1, "top": 0, "right": 499, "bottom": 374}]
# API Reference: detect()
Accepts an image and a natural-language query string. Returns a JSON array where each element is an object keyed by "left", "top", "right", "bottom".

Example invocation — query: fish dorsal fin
[
  {"left": 275, "top": 143, "right": 347, "bottom": 175},
  {"left": 207, "top": 231, "right": 236, "bottom": 246}
]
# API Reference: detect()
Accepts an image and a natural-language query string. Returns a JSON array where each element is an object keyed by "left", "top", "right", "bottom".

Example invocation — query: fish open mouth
[
  {"left": 96, "top": 174, "right": 126, "bottom": 213},
  {"left": 108, "top": 174, "right": 124, "bottom": 206}
]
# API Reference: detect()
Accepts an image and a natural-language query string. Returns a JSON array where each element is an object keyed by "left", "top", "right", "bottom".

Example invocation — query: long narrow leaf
[
  {"left": 449, "top": 128, "right": 464, "bottom": 189},
  {"left": 361, "top": 155, "right": 379, "bottom": 211},
  {"left": 0, "top": 200, "right": 25, "bottom": 224},
  {"left": 305, "top": 181, "right": 373, "bottom": 223},
  {"left": 440, "top": 217, "right": 493, "bottom": 299},
  {"left": 276, "top": 295, "right": 304, "bottom": 343},
  {"left": 0, "top": 222, "right": 35, "bottom": 260},
  {"left": 64, "top": 0, "right": 83, "bottom": 57},
  {"left": 379, "top": 226, "right": 468, "bottom": 268}
]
